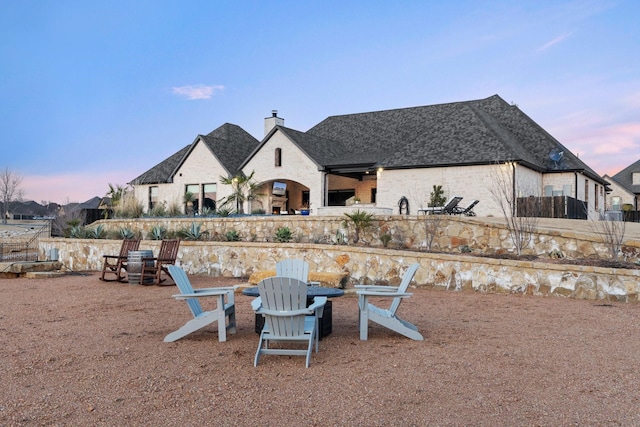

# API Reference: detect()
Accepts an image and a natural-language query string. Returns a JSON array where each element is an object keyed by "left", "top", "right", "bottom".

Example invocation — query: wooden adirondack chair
[
  {"left": 99, "top": 239, "right": 141, "bottom": 282},
  {"left": 355, "top": 263, "right": 423, "bottom": 341},
  {"left": 252, "top": 276, "right": 327, "bottom": 368},
  {"left": 164, "top": 265, "right": 237, "bottom": 343},
  {"left": 140, "top": 239, "right": 180, "bottom": 286}
]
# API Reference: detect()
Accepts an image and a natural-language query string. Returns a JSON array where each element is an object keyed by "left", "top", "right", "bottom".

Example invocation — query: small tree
[
  {"left": 428, "top": 185, "right": 446, "bottom": 207},
  {"left": 489, "top": 163, "right": 539, "bottom": 256},
  {"left": 591, "top": 210, "right": 626, "bottom": 261},
  {"left": 0, "top": 166, "right": 24, "bottom": 224}
]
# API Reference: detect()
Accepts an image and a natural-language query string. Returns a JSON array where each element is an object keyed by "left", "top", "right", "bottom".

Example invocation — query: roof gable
[
  {"left": 129, "top": 123, "right": 259, "bottom": 185},
  {"left": 612, "top": 159, "right": 640, "bottom": 194}
]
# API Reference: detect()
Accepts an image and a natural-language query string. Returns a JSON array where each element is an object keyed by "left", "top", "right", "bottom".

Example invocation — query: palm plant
[
  {"left": 219, "top": 171, "right": 262, "bottom": 214},
  {"left": 342, "top": 210, "right": 375, "bottom": 244}
]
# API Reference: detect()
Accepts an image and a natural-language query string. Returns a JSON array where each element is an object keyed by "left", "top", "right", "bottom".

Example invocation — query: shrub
[
  {"left": 225, "top": 229, "right": 241, "bottom": 241},
  {"left": 274, "top": 227, "right": 293, "bottom": 243},
  {"left": 177, "top": 222, "right": 204, "bottom": 241}
]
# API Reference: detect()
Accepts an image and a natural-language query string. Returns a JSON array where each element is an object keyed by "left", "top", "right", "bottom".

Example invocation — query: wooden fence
[{"left": 516, "top": 196, "right": 587, "bottom": 220}]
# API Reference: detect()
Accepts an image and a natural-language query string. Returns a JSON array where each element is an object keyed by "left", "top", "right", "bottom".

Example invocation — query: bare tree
[
  {"left": 414, "top": 185, "right": 446, "bottom": 251},
  {"left": 590, "top": 210, "right": 626, "bottom": 261},
  {"left": 0, "top": 166, "right": 24, "bottom": 225},
  {"left": 489, "top": 163, "right": 539, "bottom": 256}
]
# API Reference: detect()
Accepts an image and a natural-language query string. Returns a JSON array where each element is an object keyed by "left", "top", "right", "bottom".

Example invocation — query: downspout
[{"left": 511, "top": 162, "right": 517, "bottom": 216}]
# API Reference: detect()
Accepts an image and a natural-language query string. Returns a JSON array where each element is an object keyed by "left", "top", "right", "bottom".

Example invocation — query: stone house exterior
[
  {"left": 604, "top": 159, "right": 640, "bottom": 211},
  {"left": 130, "top": 94, "right": 608, "bottom": 218}
]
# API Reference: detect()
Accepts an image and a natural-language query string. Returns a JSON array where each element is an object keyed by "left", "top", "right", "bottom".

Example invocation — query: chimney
[{"left": 264, "top": 110, "right": 284, "bottom": 136}]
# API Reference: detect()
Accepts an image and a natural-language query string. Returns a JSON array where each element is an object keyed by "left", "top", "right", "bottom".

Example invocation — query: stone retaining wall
[
  {"left": 86, "top": 215, "right": 640, "bottom": 262},
  {"left": 39, "top": 238, "right": 640, "bottom": 303}
]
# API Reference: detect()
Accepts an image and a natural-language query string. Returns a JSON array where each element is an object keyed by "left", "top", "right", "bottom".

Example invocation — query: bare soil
[{"left": 2, "top": 272, "right": 640, "bottom": 426}]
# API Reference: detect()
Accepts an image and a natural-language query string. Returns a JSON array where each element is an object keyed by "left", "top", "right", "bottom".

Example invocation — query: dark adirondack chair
[{"left": 99, "top": 239, "right": 141, "bottom": 282}]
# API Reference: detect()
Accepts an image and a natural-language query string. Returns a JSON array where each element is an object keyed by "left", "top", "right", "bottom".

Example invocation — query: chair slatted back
[
  {"left": 167, "top": 265, "right": 202, "bottom": 318},
  {"left": 158, "top": 239, "right": 180, "bottom": 261},
  {"left": 443, "top": 196, "right": 463, "bottom": 213},
  {"left": 120, "top": 239, "right": 141, "bottom": 257},
  {"left": 276, "top": 259, "right": 310, "bottom": 283},
  {"left": 389, "top": 263, "right": 420, "bottom": 315},
  {"left": 258, "top": 277, "right": 308, "bottom": 337}
]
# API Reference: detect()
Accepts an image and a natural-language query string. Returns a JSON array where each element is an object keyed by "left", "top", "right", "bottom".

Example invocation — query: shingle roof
[
  {"left": 612, "top": 159, "right": 640, "bottom": 194},
  {"left": 129, "top": 123, "right": 260, "bottom": 185},
  {"left": 305, "top": 94, "right": 605, "bottom": 182}
]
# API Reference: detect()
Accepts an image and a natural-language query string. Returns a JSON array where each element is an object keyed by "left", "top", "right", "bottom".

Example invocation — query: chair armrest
[
  {"left": 251, "top": 297, "right": 262, "bottom": 312},
  {"left": 172, "top": 289, "right": 233, "bottom": 299},
  {"left": 357, "top": 291, "right": 413, "bottom": 298},
  {"left": 308, "top": 296, "right": 327, "bottom": 311},
  {"left": 354, "top": 285, "right": 400, "bottom": 292},
  {"left": 193, "top": 286, "right": 238, "bottom": 293},
  {"left": 103, "top": 254, "right": 125, "bottom": 260}
]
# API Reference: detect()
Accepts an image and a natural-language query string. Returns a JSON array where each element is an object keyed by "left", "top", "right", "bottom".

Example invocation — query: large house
[
  {"left": 604, "top": 159, "right": 640, "bottom": 211},
  {"left": 130, "top": 94, "right": 608, "bottom": 219}
]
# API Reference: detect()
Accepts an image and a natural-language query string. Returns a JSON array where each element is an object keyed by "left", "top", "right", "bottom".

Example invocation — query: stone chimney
[{"left": 264, "top": 110, "right": 284, "bottom": 136}]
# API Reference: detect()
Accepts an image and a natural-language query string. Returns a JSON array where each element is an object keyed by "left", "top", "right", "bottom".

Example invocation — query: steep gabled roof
[
  {"left": 612, "top": 159, "right": 640, "bottom": 194},
  {"left": 129, "top": 123, "right": 260, "bottom": 185},
  {"left": 307, "top": 95, "right": 605, "bottom": 183}
]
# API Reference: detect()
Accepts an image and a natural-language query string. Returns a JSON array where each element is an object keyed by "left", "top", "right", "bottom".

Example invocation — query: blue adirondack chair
[
  {"left": 355, "top": 263, "right": 423, "bottom": 341},
  {"left": 276, "top": 258, "right": 319, "bottom": 285},
  {"left": 252, "top": 276, "right": 327, "bottom": 367},
  {"left": 164, "top": 265, "right": 237, "bottom": 343}
]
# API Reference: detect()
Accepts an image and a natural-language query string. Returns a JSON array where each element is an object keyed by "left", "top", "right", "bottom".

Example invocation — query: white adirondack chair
[
  {"left": 276, "top": 258, "right": 319, "bottom": 285},
  {"left": 164, "top": 265, "right": 237, "bottom": 343},
  {"left": 355, "top": 263, "right": 423, "bottom": 341},
  {"left": 252, "top": 276, "right": 327, "bottom": 367}
]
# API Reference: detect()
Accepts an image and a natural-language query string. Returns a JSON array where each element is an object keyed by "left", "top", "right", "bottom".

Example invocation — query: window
[
  {"left": 371, "top": 188, "right": 377, "bottom": 203},
  {"left": 203, "top": 183, "right": 217, "bottom": 210},
  {"left": 612, "top": 197, "right": 621, "bottom": 211},
  {"left": 275, "top": 148, "right": 282, "bottom": 167},
  {"left": 584, "top": 179, "right": 589, "bottom": 205},
  {"left": 149, "top": 186, "right": 158, "bottom": 210},
  {"left": 186, "top": 184, "right": 200, "bottom": 213}
]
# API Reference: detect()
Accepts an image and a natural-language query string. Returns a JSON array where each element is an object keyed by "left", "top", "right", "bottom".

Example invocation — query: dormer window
[{"left": 275, "top": 147, "right": 282, "bottom": 167}]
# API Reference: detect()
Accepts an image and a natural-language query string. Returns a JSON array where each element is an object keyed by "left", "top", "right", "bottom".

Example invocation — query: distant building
[{"left": 604, "top": 159, "right": 640, "bottom": 211}]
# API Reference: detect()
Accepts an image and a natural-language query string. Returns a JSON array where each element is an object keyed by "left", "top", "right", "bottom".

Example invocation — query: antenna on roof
[{"left": 549, "top": 148, "right": 564, "bottom": 170}]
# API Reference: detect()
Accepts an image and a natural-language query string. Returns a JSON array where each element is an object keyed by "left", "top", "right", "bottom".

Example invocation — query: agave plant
[
  {"left": 70, "top": 225, "right": 88, "bottom": 239},
  {"left": 178, "top": 222, "right": 202, "bottom": 241},
  {"left": 119, "top": 227, "right": 136, "bottom": 240},
  {"left": 86, "top": 224, "right": 106, "bottom": 239},
  {"left": 148, "top": 225, "right": 167, "bottom": 240}
]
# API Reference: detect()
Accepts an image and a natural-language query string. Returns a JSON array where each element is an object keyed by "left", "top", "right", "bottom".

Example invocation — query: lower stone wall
[{"left": 39, "top": 238, "right": 640, "bottom": 302}]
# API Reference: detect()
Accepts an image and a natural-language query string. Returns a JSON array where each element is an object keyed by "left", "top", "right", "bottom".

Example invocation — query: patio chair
[
  {"left": 164, "top": 265, "right": 237, "bottom": 343},
  {"left": 140, "top": 239, "right": 180, "bottom": 286},
  {"left": 418, "top": 196, "right": 463, "bottom": 215},
  {"left": 276, "top": 258, "right": 320, "bottom": 285},
  {"left": 452, "top": 199, "right": 479, "bottom": 216},
  {"left": 99, "top": 239, "right": 141, "bottom": 282},
  {"left": 355, "top": 263, "right": 423, "bottom": 341},
  {"left": 252, "top": 276, "right": 327, "bottom": 368}
]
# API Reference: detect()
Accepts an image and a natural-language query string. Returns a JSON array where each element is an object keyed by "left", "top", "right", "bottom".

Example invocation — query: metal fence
[{"left": 0, "top": 221, "right": 51, "bottom": 262}]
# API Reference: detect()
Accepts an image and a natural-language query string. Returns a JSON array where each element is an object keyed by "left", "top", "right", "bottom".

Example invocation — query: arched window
[{"left": 275, "top": 148, "right": 282, "bottom": 167}]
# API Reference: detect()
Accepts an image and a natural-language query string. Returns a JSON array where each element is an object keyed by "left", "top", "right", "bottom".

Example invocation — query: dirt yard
[{"left": 2, "top": 272, "right": 639, "bottom": 426}]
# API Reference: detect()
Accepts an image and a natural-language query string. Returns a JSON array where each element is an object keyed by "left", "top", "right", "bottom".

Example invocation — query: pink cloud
[
  {"left": 172, "top": 84, "right": 224, "bottom": 100},
  {"left": 21, "top": 170, "right": 136, "bottom": 205}
]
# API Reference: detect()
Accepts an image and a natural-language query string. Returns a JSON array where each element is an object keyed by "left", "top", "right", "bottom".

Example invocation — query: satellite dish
[{"left": 549, "top": 149, "right": 564, "bottom": 169}]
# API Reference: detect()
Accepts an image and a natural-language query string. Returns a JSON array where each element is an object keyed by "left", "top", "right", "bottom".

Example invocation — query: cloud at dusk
[{"left": 171, "top": 85, "right": 225, "bottom": 100}]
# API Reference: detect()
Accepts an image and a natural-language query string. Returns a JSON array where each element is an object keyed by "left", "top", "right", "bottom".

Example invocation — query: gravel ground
[{"left": 2, "top": 272, "right": 640, "bottom": 426}]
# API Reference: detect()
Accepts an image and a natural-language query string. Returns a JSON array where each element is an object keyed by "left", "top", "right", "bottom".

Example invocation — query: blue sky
[{"left": 1, "top": 0, "right": 638, "bottom": 204}]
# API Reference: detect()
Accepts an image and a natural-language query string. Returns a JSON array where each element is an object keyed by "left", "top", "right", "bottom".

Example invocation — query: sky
[{"left": 1, "top": 0, "right": 638, "bottom": 204}]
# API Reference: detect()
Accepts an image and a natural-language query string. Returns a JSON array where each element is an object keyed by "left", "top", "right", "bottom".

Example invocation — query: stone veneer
[{"left": 39, "top": 216, "right": 640, "bottom": 302}]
